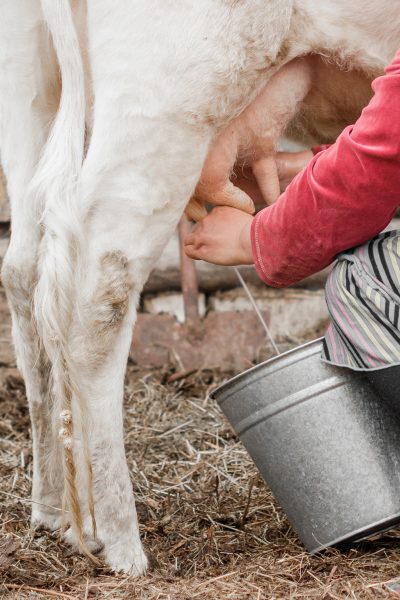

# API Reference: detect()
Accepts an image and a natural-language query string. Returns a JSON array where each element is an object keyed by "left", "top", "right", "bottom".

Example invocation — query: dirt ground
[{"left": 2, "top": 347, "right": 400, "bottom": 600}]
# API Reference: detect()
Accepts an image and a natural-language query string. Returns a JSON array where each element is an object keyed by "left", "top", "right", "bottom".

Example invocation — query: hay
[{"left": 1, "top": 359, "right": 400, "bottom": 599}]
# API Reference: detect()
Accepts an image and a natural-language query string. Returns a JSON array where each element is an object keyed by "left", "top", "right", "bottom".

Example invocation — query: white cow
[{"left": 0, "top": 0, "right": 399, "bottom": 574}]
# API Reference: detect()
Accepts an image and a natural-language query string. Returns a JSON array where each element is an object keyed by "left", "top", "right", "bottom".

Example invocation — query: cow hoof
[
  {"left": 63, "top": 526, "right": 104, "bottom": 555},
  {"left": 31, "top": 509, "right": 63, "bottom": 532},
  {"left": 103, "top": 543, "right": 148, "bottom": 575}
]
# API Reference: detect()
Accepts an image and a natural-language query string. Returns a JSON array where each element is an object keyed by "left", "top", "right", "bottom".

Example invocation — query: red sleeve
[
  {"left": 251, "top": 50, "right": 400, "bottom": 287},
  {"left": 311, "top": 144, "right": 332, "bottom": 155}
]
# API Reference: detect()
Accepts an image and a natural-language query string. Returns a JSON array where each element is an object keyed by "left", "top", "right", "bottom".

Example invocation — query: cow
[{"left": 0, "top": 0, "right": 399, "bottom": 575}]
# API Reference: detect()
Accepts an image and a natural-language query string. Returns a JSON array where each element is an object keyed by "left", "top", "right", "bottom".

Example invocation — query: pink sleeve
[{"left": 251, "top": 50, "right": 400, "bottom": 287}]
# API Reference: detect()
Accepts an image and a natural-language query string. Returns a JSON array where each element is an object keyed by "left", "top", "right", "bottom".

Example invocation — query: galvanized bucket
[{"left": 212, "top": 338, "right": 400, "bottom": 553}]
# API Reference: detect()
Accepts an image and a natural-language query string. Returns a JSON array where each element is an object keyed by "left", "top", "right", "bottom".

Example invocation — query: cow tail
[{"left": 33, "top": 0, "right": 98, "bottom": 562}]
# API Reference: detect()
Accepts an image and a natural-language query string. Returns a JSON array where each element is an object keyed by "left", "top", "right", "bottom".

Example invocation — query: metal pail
[{"left": 212, "top": 338, "right": 400, "bottom": 553}]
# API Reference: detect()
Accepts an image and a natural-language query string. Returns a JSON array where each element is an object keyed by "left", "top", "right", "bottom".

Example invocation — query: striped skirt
[{"left": 322, "top": 230, "right": 400, "bottom": 371}]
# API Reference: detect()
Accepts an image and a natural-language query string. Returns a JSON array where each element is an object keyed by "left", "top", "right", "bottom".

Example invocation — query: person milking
[{"left": 184, "top": 50, "right": 400, "bottom": 414}]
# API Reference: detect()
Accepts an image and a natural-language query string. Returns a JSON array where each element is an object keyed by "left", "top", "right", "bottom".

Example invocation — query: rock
[
  {"left": 130, "top": 311, "right": 272, "bottom": 371},
  {"left": 143, "top": 292, "right": 206, "bottom": 323},
  {"left": 209, "top": 286, "right": 329, "bottom": 341}
]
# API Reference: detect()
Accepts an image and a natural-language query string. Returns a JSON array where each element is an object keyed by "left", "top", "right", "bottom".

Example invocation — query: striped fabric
[{"left": 322, "top": 230, "right": 400, "bottom": 371}]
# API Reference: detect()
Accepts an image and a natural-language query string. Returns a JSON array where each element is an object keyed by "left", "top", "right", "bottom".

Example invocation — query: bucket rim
[
  {"left": 308, "top": 511, "right": 400, "bottom": 554},
  {"left": 210, "top": 336, "right": 324, "bottom": 402}
]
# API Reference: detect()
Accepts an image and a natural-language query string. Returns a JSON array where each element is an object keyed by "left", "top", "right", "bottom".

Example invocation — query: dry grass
[{"left": 1, "top": 357, "right": 400, "bottom": 599}]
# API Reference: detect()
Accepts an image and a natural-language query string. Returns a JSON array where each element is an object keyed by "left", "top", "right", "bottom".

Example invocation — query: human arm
[{"left": 252, "top": 52, "right": 400, "bottom": 286}]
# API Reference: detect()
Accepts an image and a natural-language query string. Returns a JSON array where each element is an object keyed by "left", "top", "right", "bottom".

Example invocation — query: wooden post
[{"left": 178, "top": 214, "right": 200, "bottom": 323}]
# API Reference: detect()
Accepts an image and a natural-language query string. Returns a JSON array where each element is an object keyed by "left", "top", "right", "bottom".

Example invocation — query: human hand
[
  {"left": 184, "top": 206, "right": 253, "bottom": 266},
  {"left": 212, "top": 149, "right": 313, "bottom": 208},
  {"left": 186, "top": 149, "right": 314, "bottom": 221}
]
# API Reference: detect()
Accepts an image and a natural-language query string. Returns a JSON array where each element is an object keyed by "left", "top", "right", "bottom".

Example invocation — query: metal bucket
[{"left": 212, "top": 338, "right": 400, "bottom": 553}]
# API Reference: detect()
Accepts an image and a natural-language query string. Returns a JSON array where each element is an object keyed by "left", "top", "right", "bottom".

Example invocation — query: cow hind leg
[
  {"left": 0, "top": 0, "right": 63, "bottom": 530},
  {"left": 57, "top": 187, "right": 194, "bottom": 572},
  {"left": 2, "top": 246, "right": 64, "bottom": 532}
]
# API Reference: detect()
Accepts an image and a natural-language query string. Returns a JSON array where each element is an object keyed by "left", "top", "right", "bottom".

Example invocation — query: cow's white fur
[{"left": 1, "top": 0, "right": 399, "bottom": 574}]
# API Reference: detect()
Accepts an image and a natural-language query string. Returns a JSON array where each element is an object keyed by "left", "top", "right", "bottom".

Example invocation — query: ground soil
[{"left": 1, "top": 310, "right": 400, "bottom": 598}]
